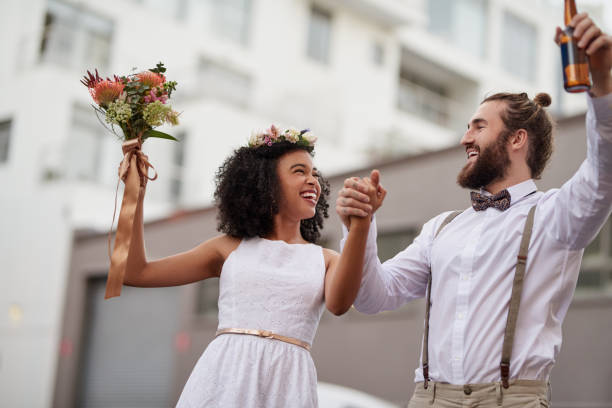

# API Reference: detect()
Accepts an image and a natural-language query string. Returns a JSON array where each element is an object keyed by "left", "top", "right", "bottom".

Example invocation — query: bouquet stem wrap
[{"left": 106, "top": 138, "right": 157, "bottom": 299}]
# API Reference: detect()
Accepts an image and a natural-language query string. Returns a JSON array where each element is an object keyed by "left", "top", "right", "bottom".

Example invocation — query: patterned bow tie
[{"left": 470, "top": 189, "right": 511, "bottom": 211}]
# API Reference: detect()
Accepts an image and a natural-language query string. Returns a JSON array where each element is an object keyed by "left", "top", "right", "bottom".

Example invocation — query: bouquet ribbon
[{"left": 105, "top": 138, "right": 157, "bottom": 299}]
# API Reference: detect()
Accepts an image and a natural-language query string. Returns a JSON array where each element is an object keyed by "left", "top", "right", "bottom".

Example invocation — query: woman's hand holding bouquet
[{"left": 81, "top": 62, "right": 180, "bottom": 299}]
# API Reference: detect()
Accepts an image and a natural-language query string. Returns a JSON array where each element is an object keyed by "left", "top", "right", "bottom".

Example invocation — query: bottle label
[
  {"left": 561, "top": 35, "right": 591, "bottom": 92},
  {"left": 564, "top": 63, "right": 590, "bottom": 87}
]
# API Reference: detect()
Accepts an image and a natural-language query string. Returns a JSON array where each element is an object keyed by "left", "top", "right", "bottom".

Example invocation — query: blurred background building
[
  {"left": 0, "top": 0, "right": 610, "bottom": 407},
  {"left": 58, "top": 112, "right": 612, "bottom": 408}
]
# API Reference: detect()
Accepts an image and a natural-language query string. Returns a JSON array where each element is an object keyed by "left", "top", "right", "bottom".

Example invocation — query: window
[
  {"left": 371, "top": 41, "right": 385, "bottom": 67},
  {"left": 377, "top": 228, "right": 418, "bottom": 263},
  {"left": 64, "top": 105, "right": 105, "bottom": 181},
  {"left": 578, "top": 217, "right": 612, "bottom": 291},
  {"left": 0, "top": 120, "right": 11, "bottom": 164},
  {"left": 196, "top": 278, "right": 220, "bottom": 316},
  {"left": 502, "top": 12, "right": 537, "bottom": 82},
  {"left": 307, "top": 6, "right": 332, "bottom": 64},
  {"left": 170, "top": 132, "right": 187, "bottom": 201},
  {"left": 209, "top": 0, "right": 252, "bottom": 45},
  {"left": 428, "top": 0, "right": 487, "bottom": 58},
  {"left": 40, "top": 0, "right": 113, "bottom": 70},
  {"left": 198, "top": 58, "right": 252, "bottom": 108},
  {"left": 398, "top": 70, "right": 451, "bottom": 126}
]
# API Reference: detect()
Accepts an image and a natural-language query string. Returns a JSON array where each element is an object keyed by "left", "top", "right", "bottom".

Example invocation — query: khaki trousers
[{"left": 407, "top": 380, "right": 549, "bottom": 408}]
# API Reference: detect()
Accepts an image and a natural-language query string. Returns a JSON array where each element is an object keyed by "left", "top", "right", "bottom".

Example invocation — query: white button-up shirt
[{"left": 341, "top": 94, "right": 612, "bottom": 384}]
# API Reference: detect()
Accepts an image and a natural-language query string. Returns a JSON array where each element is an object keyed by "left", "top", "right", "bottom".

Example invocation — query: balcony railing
[{"left": 397, "top": 78, "right": 459, "bottom": 127}]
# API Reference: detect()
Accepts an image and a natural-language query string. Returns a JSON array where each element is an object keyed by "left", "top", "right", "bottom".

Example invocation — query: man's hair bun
[{"left": 534, "top": 93, "right": 552, "bottom": 108}]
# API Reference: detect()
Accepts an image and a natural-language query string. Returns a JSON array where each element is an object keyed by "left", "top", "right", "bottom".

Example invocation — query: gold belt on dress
[{"left": 215, "top": 328, "right": 311, "bottom": 351}]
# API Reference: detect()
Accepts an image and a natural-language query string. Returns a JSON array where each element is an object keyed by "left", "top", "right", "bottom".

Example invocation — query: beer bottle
[{"left": 560, "top": 0, "right": 591, "bottom": 93}]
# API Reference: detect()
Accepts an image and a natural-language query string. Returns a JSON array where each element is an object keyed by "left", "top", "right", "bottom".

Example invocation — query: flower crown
[{"left": 248, "top": 125, "right": 317, "bottom": 149}]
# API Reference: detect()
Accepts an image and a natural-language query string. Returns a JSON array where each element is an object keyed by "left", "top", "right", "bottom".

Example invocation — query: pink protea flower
[
  {"left": 143, "top": 89, "right": 168, "bottom": 104},
  {"left": 81, "top": 69, "right": 104, "bottom": 88},
  {"left": 136, "top": 71, "right": 165, "bottom": 88},
  {"left": 81, "top": 69, "right": 121, "bottom": 89},
  {"left": 91, "top": 80, "right": 125, "bottom": 106}
]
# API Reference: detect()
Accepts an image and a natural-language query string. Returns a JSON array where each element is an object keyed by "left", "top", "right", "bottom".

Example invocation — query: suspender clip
[
  {"left": 517, "top": 255, "right": 527, "bottom": 265},
  {"left": 500, "top": 362, "right": 510, "bottom": 389},
  {"left": 423, "top": 363, "right": 429, "bottom": 389}
]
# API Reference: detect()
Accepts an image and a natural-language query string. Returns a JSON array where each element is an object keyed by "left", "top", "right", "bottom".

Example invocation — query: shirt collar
[{"left": 479, "top": 179, "right": 537, "bottom": 205}]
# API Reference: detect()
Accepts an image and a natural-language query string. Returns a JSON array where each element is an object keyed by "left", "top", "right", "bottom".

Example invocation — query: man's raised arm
[{"left": 545, "top": 15, "right": 612, "bottom": 250}]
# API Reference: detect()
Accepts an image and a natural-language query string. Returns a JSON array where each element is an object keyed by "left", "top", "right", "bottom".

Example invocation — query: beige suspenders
[
  {"left": 500, "top": 205, "right": 537, "bottom": 388},
  {"left": 422, "top": 205, "right": 537, "bottom": 389}
]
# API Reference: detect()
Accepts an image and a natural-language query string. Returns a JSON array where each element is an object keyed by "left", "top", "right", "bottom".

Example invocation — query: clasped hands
[{"left": 336, "top": 169, "right": 387, "bottom": 229}]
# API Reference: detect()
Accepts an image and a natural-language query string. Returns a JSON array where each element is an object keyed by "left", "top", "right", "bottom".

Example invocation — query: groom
[{"left": 336, "top": 14, "right": 612, "bottom": 407}]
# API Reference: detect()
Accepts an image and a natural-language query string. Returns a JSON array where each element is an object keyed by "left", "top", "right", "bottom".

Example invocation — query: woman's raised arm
[
  {"left": 123, "top": 187, "right": 240, "bottom": 287},
  {"left": 324, "top": 171, "right": 386, "bottom": 315}
]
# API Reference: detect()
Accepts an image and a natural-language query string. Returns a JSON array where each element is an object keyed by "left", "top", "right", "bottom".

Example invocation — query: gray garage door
[{"left": 77, "top": 277, "right": 181, "bottom": 408}]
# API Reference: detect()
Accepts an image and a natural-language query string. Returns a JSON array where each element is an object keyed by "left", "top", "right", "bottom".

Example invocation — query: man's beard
[{"left": 457, "top": 133, "right": 511, "bottom": 190}]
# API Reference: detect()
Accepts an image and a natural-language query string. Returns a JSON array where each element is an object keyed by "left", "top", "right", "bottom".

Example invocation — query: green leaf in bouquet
[
  {"left": 164, "top": 81, "right": 177, "bottom": 93},
  {"left": 119, "top": 123, "right": 130, "bottom": 139},
  {"left": 144, "top": 129, "right": 178, "bottom": 141},
  {"left": 150, "top": 62, "right": 166, "bottom": 74}
]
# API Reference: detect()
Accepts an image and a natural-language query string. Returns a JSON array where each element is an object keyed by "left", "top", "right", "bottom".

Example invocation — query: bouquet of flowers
[
  {"left": 81, "top": 62, "right": 179, "bottom": 141},
  {"left": 81, "top": 62, "right": 180, "bottom": 299}
]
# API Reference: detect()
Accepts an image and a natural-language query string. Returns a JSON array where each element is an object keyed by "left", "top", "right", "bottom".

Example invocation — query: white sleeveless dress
[{"left": 176, "top": 237, "right": 326, "bottom": 408}]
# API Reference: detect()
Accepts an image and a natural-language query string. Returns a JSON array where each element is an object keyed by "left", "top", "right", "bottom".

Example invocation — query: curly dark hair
[{"left": 214, "top": 141, "right": 330, "bottom": 243}]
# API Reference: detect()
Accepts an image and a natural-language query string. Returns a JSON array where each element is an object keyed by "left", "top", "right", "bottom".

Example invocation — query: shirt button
[
  {"left": 457, "top": 312, "right": 464, "bottom": 319},
  {"left": 464, "top": 385, "right": 472, "bottom": 395}
]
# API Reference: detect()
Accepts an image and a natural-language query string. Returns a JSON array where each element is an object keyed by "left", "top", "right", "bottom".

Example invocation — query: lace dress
[{"left": 176, "top": 237, "right": 326, "bottom": 408}]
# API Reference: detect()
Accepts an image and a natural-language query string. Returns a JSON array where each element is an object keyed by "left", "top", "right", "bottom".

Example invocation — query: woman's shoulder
[
  {"left": 321, "top": 247, "right": 339, "bottom": 268},
  {"left": 205, "top": 234, "right": 242, "bottom": 260},
  {"left": 321, "top": 246, "right": 339, "bottom": 256}
]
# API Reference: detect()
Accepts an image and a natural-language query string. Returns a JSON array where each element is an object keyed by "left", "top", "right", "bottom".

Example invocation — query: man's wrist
[{"left": 590, "top": 72, "right": 612, "bottom": 97}]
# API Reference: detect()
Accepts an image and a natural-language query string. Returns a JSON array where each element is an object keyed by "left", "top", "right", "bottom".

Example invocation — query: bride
[{"left": 122, "top": 126, "right": 385, "bottom": 407}]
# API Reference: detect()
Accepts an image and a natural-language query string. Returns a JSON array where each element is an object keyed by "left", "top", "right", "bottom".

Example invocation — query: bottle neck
[{"left": 564, "top": 0, "right": 578, "bottom": 27}]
